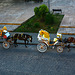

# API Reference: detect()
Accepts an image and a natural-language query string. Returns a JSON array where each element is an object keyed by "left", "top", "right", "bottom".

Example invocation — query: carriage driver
[
  {"left": 2, "top": 26, "right": 7, "bottom": 37},
  {"left": 57, "top": 33, "right": 62, "bottom": 42},
  {"left": 53, "top": 33, "right": 62, "bottom": 45},
  {"left": 2, "top": 26, "right": 10, "bottom": 40},
  {"left": 37, "top": 29, "right": 50, "bottom": 46}
]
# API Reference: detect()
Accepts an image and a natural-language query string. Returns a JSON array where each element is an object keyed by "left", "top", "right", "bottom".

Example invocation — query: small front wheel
[
  {"left": 2, "top": 41, "right": 10, "bottom": 49},
  {"left": 57, "top": 46, "right": 63, "bottom": 53},
  {"left": 37, "top": 43, "right": 47, "bottom": 53}
]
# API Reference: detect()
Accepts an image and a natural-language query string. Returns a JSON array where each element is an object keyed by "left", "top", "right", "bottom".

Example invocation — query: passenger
[
  {"left": 38, "top": 29, "right": 50, "bottom": 46},
  {"left": 2, "top": 26, "right": 7, "bottom": 37},
  {"left": 2, "top": 26, "right": 10, "bottom": 40}
]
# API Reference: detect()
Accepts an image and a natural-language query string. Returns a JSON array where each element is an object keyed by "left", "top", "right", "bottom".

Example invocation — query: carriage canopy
[{"left": 38, "top": 29, "right": 50, "bottom": 42}]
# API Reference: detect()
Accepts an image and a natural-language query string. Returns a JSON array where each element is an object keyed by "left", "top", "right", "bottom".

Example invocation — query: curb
[
  {"left": 60, "top": 26, "right": 75, "bottom": 28},
  {"left": 61, "top": 33, "right": 75, "bottom": 35},
  {"left": 0, "top": 23, "right": 21, "bottom": 25}
]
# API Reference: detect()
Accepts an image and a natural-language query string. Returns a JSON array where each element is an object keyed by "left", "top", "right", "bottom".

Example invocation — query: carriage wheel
[
  {"left": 37, "top": 43, "right": 47, "bottom": 52},
  {"left": 57, "top": 46, "right": 63, "bottom": 53},
  {"left": 2, "top": 41, "right": 10, "bottom": 49}
]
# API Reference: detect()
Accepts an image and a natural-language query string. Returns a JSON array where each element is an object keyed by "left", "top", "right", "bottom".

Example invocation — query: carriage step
[{"left": 60, "top": 26, "right": 75, "bottom": 28}]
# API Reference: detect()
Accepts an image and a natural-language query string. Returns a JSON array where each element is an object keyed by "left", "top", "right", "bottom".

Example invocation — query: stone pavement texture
[
  {"left": 0, "top": 0, "right": 75, "bottom": 32},
  {"left": 43, "top": 0, "right": 75, "bottom": 34},
  {"left": 0, "top": 0, "right": 42, "bottom": 31},
  {"left": 0, "top": 33, "right": 75, "bottom": 75},
  {"left": 58, "top": 14, "right": 75, "bottom": 34}
]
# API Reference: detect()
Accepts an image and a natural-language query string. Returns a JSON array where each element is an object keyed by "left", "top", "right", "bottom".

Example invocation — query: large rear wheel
[
  {"left": 2, "top": 41, "right": 10, "bottom": 49},
  {"left": 37, "top": 43, "right": 47, "bottom": 53}
]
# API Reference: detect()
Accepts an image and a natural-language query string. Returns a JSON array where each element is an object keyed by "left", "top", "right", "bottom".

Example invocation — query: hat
[{"left": 2, "top": 26, "right": 7, "bottom": 30}]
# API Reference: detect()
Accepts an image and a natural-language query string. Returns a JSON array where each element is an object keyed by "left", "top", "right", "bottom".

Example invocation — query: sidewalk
[
  {"left": 57, "top": 14, "right": 75, "bottom": 35},
  {"left": 0, "top": 1, "right": 42, "bottom": 31},
  {"left": 0, "top": 0, "right": 75, "bottom": 34},
  {"left": 43, "top": 0, "right": 75, "bottom": 35}
]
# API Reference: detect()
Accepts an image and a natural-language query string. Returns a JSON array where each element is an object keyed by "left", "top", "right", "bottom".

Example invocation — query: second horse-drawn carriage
[
  {"left": 37, "top": 29, "right": 75, "bottom": 53},
  {"left": 0, "top": 26, "right": 32, "bottom": 49}
]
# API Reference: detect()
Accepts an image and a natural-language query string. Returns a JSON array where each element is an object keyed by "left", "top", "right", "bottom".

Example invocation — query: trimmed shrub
[
  {"left": 45, "top": 13, "right": 55, "bottom": 24},
  {"left": 34, "top": 4, "right": 49, "bottom": 20},
  {"left": 34, "top": 22, "right": 40, "bottom": 27},
  {"left": 34, "top": 7, "right": 40, "bottom": 18},
  {"left": 25, "top": 21, "right": 32, "bottom": 28}
]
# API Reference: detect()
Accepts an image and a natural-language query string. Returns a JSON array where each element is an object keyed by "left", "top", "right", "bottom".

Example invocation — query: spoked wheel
[
  {"left": 57, "top": 46, "right": 63, "bottom": 53},
  {"left": 37, "top": 43, "right": 47, "bottom": 53},
  {"left": 2, "top": 41, "right": 10, "bottom": 49}
]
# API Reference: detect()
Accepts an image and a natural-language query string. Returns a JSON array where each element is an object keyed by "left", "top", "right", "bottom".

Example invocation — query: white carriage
[{"left": 37, "top": 30, "right": 64, "bottom": 53}]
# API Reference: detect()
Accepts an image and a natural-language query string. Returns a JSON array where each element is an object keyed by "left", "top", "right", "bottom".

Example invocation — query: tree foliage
[
  {"left": 34, "top": 4, "right": 49, "bottom": 21},
  {"left": 45, "top": 13, "right": 55, "bottom": 24}
]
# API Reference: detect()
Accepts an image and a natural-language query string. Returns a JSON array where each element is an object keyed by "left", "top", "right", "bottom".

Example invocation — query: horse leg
[
  {"left": 67, "top": 44, "right": 70, "bottom": 52},
  {"left": 27, "top": 40, "right": 29, "bottom": 44},
  {"left": 24, "top": 40, "right": 27, "bottom": 48},
  {"left": 14, "top": 39, "right": 18, "bottom": 47}
]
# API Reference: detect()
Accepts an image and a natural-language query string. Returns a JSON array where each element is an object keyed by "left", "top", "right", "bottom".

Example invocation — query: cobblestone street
[
  {"left": 0, "top": 44, "right": 75, "bottom": 75},
  {"left": 0, "top": 33, "right": 75, "bottom": 75}
]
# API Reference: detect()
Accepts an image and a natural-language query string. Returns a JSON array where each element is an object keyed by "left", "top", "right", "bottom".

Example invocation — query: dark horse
[
  {"left": 11, "top": 33, "right": 32, "bottom": 47},
  {"left": 63, "top": 37, "right": 75, "bottom": 52},
  {"left": 67, "top": 37, "right": 75, "bottom": 44}
]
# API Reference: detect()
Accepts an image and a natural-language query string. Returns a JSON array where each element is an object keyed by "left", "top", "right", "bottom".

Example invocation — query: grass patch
[{"left": 14, "top": 14, "right": 64, "bottom": 33}]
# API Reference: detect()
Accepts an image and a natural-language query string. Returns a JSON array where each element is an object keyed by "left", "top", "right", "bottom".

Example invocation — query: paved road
[
  {"left": 0, "top": 44, "right": 75, "bottom": 75},
  {"left": 0, "top": 33, "right": 75, "bottom": 75}
]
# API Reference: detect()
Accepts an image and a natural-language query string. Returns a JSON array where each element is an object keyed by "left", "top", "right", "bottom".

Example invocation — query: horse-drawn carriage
[
  {"left": 0, "top": 26, "right": 32, "bottom": 49},
  {"left": 37, "top": 29, "right": 75, "bottom": 53}
]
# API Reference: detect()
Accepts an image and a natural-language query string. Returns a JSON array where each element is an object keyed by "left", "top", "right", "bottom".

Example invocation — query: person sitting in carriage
[
  {"left": 37, "top": 29, "right": 50, "bottom": 46},
  {"left": 53, "top": 33, "right": 62, "bottom": 45},
  {"left": 38, "top": 29, "right": 62, "bottom": 46},
  {"left": 57, "top": 33, "right": 62, "bottom": 42},
  {"left": 2, "top": 26, "right": 10, "bottom": 41}
]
